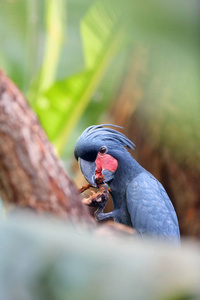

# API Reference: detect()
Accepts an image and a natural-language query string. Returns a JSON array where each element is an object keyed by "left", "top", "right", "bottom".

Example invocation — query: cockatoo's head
[{"left": 74, "top": 124, "right": 135, "bottom": 187}]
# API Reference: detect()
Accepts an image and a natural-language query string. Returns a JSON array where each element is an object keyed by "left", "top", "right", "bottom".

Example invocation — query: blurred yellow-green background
[{"left": 0, "top": 0, "right": 200, "bottom": 237}]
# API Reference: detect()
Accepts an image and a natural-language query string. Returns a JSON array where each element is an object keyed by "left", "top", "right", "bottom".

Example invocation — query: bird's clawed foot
[
  {"left": 94, "top": 209, "right": 115, "bottom": 221},
  {"left": 81, "top": 183, "right": 109, "bottom": 208},
  {"left": 79, "top": 178, "right": 113, "bottom": 221}
]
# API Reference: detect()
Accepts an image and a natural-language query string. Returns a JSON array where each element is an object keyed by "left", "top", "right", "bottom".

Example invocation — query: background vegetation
[{"left": 1, "top": 0, "right": 198, "bottom": 160}]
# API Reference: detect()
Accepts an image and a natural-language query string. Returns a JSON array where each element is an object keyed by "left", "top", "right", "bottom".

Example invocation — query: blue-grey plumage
[{"left": 74, "top": 124, "right": 180, "bottom": 242}]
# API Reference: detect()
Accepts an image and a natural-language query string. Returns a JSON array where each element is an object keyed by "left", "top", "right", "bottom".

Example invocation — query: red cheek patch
[{"left": 95, "top": 153, "right": 118, "bottom": 178}]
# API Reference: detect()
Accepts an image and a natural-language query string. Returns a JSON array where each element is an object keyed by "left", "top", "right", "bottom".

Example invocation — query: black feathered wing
[{"left": 126, "top": 172, "right": 180, "bottom": 239}]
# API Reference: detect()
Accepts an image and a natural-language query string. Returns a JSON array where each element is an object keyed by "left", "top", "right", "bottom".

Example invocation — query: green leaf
[
  {"left": 40, "top": 0, "right": 66, "bottom": 92},
  {"left": 28, "top": 0, "right": 66, "bottom": 104},
  {"left": 33, "top": 0, "right": 128, "bottom": 154}
]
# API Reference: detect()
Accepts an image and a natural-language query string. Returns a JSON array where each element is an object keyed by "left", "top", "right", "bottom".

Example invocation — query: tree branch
[{"left": 0, "top": 70, "right": 93, "bottom": 224}]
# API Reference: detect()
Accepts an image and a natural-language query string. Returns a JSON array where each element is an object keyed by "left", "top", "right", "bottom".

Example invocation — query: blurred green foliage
[
  {"left": 35, "top": 0, "right": 128, "bottom": 152},
  {"left": 0, "top": 0, "right": 199, "bottom": 168},
  {"left": 136, "top": 1, "right": 200, "bottom": 169}
]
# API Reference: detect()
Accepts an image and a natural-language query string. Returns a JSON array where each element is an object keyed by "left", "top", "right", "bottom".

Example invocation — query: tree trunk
[{"left": 0, "top": 70, "right": 93, "bottom": 224}]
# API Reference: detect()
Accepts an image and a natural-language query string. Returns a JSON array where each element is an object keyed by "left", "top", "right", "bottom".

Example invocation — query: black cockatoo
[{"left": 74, "top": 124, "right": 180, "bottom": 241}]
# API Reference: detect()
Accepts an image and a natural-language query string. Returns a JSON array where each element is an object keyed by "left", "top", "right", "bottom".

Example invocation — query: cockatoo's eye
[{"left": 99, "top": 146, "right": 107, "bottom": 154}]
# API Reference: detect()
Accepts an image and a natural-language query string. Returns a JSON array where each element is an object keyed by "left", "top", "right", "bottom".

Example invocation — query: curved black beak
[
  {"left": 78, "top": 158, "right": 97, "bottom": 187},
  {"left": 78, "top": 158, "right": 115, "bottom": 187}
]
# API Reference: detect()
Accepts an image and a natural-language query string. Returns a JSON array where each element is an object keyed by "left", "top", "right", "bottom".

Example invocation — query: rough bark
[{"left": 0, "top": 70, "right": 93, "bottom": 224}]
